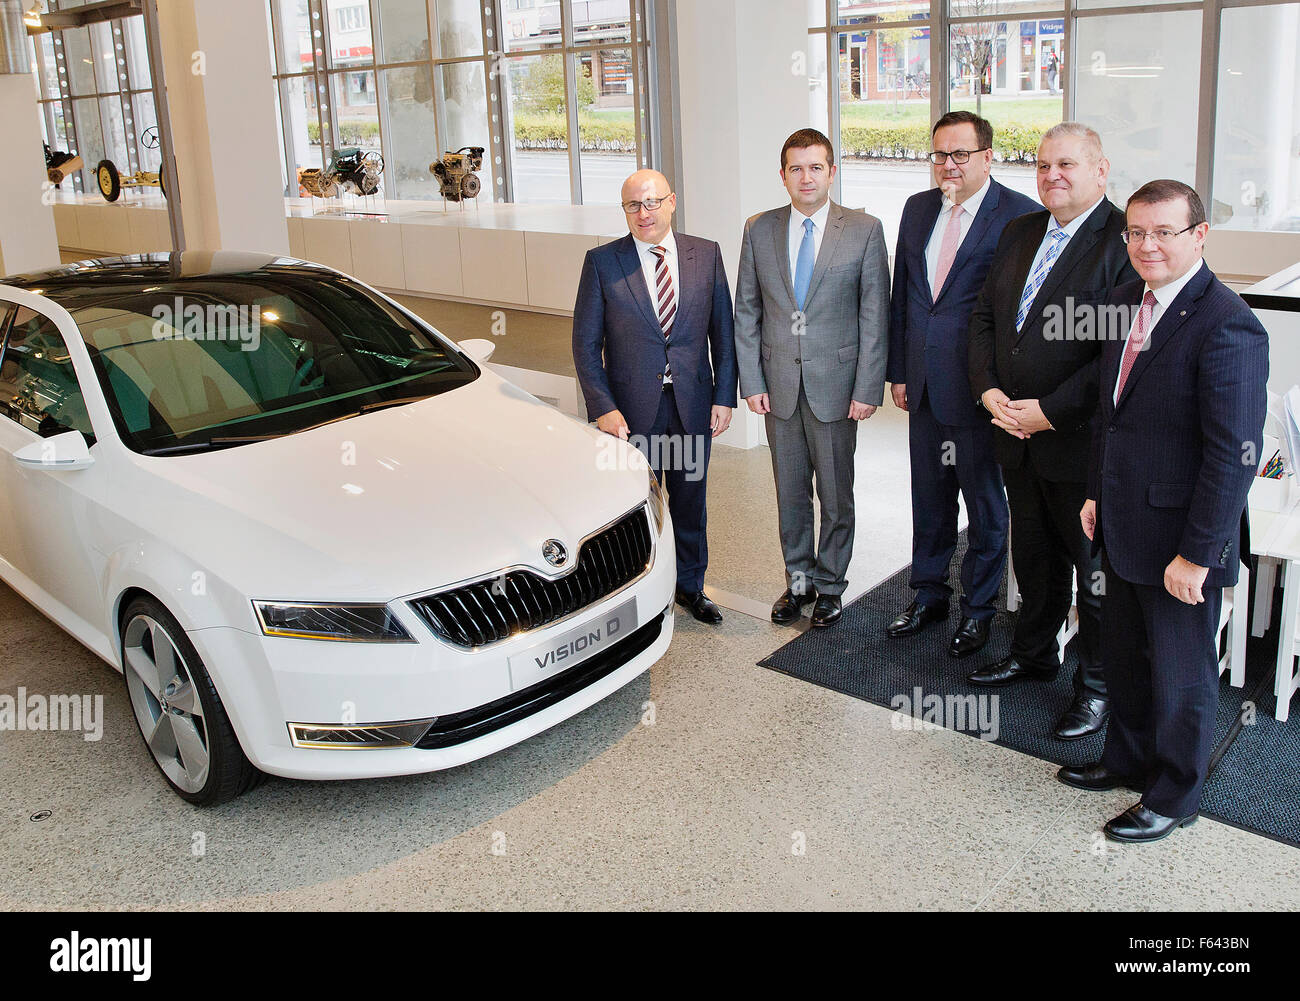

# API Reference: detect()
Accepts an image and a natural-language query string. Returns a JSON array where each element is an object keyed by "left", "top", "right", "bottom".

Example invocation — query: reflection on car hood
[{"left": 119, "top": 374, "right": 648, "bottom": 601}]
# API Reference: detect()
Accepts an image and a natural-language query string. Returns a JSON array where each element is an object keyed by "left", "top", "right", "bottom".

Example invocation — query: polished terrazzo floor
[{"left": 2, "top": 303, "right": 1297, "bottom": 910}]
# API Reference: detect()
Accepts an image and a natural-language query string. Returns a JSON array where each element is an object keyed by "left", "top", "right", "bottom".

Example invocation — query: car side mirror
[
  {"left": 13, "top": 430, "right": 95, "bottom": 471},
  {"left": 458, "top": 338, "right": 496, "bottom": 363}
]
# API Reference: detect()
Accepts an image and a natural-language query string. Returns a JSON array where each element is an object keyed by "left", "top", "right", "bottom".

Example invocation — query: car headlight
[
  {"left": 648, "top": 467, "right": 666, "bottom": 535},
  {"left": 253, "top": 602, "right": 415, "bottom": 643}
]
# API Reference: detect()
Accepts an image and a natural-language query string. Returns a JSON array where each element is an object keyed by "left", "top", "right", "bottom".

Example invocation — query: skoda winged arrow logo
[{"left": 542, "top": 539, "right": 568, "bottom": 567}]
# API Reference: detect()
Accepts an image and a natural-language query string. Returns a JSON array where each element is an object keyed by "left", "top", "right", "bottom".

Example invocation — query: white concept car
[{"left": 0, "top": 252, "right": 674, "bottom": 804}]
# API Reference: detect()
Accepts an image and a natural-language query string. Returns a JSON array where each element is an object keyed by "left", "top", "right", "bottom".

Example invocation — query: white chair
[{"left": 1270, "top": 558, "right": 1300, "bottom": 721}]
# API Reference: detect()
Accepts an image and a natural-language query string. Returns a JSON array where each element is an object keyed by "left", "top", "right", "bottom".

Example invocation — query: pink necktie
[
  {"left": 932, "top": 203, "right": 964, "bottom": 295},
  {"left": 1115, "top": 290, "right": 1157, "bottom": 399}
]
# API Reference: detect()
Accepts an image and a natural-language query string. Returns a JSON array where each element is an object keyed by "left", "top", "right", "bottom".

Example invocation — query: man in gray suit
[{"left": 734, "top": 128, "right": 891, "bottom": 627}]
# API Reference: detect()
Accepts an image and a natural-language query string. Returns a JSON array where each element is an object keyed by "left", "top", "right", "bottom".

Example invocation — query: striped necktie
[
  {"left": 1015, "top": 225, "right": 1069, "bottom": 331},
  {"left": 651, "top": 244, "right": 675, "bottom": 381}
]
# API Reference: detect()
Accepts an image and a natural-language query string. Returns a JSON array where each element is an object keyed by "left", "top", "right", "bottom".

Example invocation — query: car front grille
[{"left": 408, "top": 505, "right": 653, "bottom": 648}]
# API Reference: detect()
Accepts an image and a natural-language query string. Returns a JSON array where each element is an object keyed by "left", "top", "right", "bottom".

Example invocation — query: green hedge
[
  {"left": 512, "top": 111, "right": 637, "bottom": 153},
  {"left": 306, "top": 120, "right": 382, "bottom": 147}
]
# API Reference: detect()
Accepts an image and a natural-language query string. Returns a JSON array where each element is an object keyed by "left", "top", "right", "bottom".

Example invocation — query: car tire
[
  {"left": 96, "top": 159, "right": 121, "bottom": 202},
  {"left": 119, "top": 596, "right": 264, "bottom": 805}
]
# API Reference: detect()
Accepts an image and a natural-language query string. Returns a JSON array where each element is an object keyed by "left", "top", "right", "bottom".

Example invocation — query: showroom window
[
  {"left": 808, "top": 0, "right": 1300, "bottom": 243},
  {"left": 29, "top": 3, "right": 157, "bottom": 197},
  {"left": 267, "top": 0, "right": 657, "bottom": 204}
]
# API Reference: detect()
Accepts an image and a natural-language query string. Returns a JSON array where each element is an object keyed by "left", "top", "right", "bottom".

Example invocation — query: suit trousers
[
  {"left": 907, "top": 393, "right": 1008, "bottom": 619},
  {"left": 636, "top": 384, "right": 711, "bottom": 593},
  {"left": 1098, "top": 550, "right": 1222, "bottom": 819},
  {"left": 764, "top": 383, "right": 858, "bottom": 596},
  {"left": 1002, "top": 461, "right": 1105, "bottom": 697}
]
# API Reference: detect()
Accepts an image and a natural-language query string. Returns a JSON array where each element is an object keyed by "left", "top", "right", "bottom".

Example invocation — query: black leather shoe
[
  {"left": 967, "top": 656, "right": 1056, "bottom": 687},
  {"left": 1053, "top": 695, "right": 1111, "bottom": 741},
  {"left": 886, "top": 599, "right": 949, "bottom": 638},
  {"left": 1056, "top": 762, "right": 1142, "bottom": 794},
  {"left": 675, "top": 588, "right": 723, "bottom": 625},
  {"left": 811, "top": 594, "right": 843, "bottom": 628},
  {"left": 1104, "top": 803, "right": 1198, "bottom": 844},
  {"left": 947, "top": 617, "right": 990, "bottom": 658},
  {"left": 771, "top": 587, "right": 817, "bottom": 625}
]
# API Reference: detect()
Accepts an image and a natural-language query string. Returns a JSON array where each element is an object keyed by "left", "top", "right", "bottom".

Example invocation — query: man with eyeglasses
[
  {"left": 885, "top": 112, "right": 1038, "bottom": 658},
  {"left": 1063, "top": 179, "right": 1267, "bottom": 842},
  {"left": 734, "top": 128, "right": 891, "bottom": 628},
  {"left": 967, "top": 122, "right": 1138, "bottom": 740},
  {"left": 573, "top": 169, "right": 737, "bottom": 625}
]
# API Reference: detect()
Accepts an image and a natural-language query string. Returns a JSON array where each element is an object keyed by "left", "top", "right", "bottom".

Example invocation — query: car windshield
[{"left": 70, "top": 270, "right": 478, "bottom": 454}]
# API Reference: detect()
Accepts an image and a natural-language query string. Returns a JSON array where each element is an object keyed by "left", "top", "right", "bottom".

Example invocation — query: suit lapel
[
  {"left": 1101, "top": 282, "right": 1144, "bottom": 418},
  {"left": 802, "top": 202, "right": 846, "bottom": 309},
  {"left": 1018, "top": 200, "right": 1111, "bottom": 342},
  {"left": 616, "top": 234, "right": 662, "bottom": 337},
  {"left": 1115, "top": 263, "right": 1212, "bottom": 410},
  {"left": 772, "top": 205, "right": 797, "bottom": 308},
  {"left": 914, "top": 190, "right": 943, "bottom": 305},
  {"left": 932, "top": 182, "right": 999, "bottom": 309},
  {"left": 672, "top": 236, "right": 701, "bottom": 338}
]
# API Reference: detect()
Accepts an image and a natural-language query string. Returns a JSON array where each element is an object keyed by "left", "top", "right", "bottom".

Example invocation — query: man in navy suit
[
  {"left": 1062, "top": 179, "right": 1267, "bottom": 843},
  {"left": 885, "top": 112, "right": 1039, "bottom": 657},
  {"left": 573, "top": 169, "right": 738, "bottom": 624}
]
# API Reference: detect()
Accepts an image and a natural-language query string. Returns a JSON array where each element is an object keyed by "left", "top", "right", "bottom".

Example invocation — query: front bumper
[{"left": 187, "top": 513, "right": 676, "bottom": 780}]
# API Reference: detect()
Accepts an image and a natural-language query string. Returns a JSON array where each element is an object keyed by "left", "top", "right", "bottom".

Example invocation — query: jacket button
[
  {"left": 1108, "top": 425, "right": 1116, "bottom": 433},
  {"left": 1011, "top": 347, "right": 1021, "bottom": 356},
  {"left": 656, "top": 374, "right": 663, "bottom": 381},
  {"left": 795, "top": 357, "right": 802, "bottom": 364}
]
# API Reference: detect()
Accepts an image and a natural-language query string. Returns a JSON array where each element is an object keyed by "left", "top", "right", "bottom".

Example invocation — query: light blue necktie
[
  {"left": 794, "top": 216, "right": 816, "bottom": 310},
  {"left": 1015, "top": 225, "right": 1069, "bottom": 331}
]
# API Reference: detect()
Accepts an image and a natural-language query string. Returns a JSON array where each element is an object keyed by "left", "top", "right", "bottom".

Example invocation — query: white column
[
  {"left": 674, "top": 0, "right": 808, "bottom": 448},
  {"left": 0, "top": 72, "right": 59, "bottom": 275},
  {"left": 154, "top": 0, "right": 289, "bottom": 254}
]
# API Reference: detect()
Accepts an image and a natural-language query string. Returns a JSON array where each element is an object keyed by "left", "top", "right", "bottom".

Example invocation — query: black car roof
[{"left": 2, "top": 252, "right": 337, "bottom": 309}]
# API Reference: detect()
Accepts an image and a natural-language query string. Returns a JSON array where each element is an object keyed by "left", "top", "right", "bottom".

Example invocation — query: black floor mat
[{"left": 758, "top": 535, "right": 1300, "bottom": 848}]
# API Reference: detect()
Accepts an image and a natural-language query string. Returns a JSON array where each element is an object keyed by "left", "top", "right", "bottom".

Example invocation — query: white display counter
[{"left": 48, "top": 192, "right": 627, "bottom": 316}]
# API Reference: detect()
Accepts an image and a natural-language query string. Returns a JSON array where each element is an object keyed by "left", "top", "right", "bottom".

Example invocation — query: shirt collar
[
  {"left": 942, "top": 175, "right": 991, "bottom": 219},
  {"left": 633, "top": 229, "right": 677, "bottom": 258},
  {"left": 1050, "top": 194, "right": 1106, "bottom": 240},
  {"left": 792, "top": 199, "right": 832, "bottom": 233},
  {"left": 1146, "top": 257, "right": 1204, "bottom": 310}
]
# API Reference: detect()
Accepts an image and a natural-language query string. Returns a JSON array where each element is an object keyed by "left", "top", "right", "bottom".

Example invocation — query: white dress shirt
[
  {"left": 632, "top": 229, "right": 679, "bottom": 384},
  {"left": 1113, "top": 258, "right": 1204, "bottom": 404},
  {"left": 924, "top": 176, "right": 991, "bottom": 297},
  {"left": 1023, "top": 194, "right": 1106, "bottom": 293},
  {"left": 788, "top": 199, "right": 832, "bottom": 289}
]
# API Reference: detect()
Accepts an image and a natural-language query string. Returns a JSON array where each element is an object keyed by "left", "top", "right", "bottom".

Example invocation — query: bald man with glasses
[{"left": 573, "top": 169, "right": 738, "bottom": 624}]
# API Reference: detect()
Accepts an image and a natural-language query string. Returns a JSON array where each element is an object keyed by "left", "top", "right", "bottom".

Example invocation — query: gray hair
[{"left": 1040, "top": 122, "right": 1105, "bottom": 161}]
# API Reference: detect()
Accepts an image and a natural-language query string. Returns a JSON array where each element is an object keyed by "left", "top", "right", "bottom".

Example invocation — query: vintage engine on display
[
  {"left": 298, "top": 147, "right": 385, "bottom": 199},
  {"left": 430, "top": 146, "right": 485, "bottom": 202},
  {"left": 43, "top": 144, "right": 83, "bottom": 188}
]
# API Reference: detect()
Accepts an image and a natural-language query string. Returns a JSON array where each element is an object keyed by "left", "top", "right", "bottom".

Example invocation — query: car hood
[{"left": 113, "top": 374, "right": 650, "bottom": 601}]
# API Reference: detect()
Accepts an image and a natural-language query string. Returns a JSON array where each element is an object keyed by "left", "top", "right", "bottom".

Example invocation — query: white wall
[
  {"left": 675, "top": 0, "right": 809, "bottom": 447},
  {"left": 156, "top": 0, "right": 289, "bottom": 254},
  {"left": 0, "top": 73, "right": 60, "bottom": 275}
]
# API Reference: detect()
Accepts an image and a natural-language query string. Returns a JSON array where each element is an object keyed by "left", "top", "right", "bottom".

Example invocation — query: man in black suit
[
  {"left": 886, "top": 111, "right": 1039, "bottom": 657},
  {"left": 573, "top": 169, "right": 738, "bottom": 624},
  {"left": 1063, "top": 180, "right": 1267, "bottom": 843},
  {"left": 967, "top": 122, "right": 1138, "bottom": 739}
]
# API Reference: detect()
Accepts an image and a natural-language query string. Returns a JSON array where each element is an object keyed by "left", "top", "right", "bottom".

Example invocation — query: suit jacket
[
  {"left": 1088, "top": 265, "right": 1268, "bottom": 588},
  {"left": 886, "top": 179, "right": 1040, "bottom": 427},
  {"left": 734, "top": 201, "right": 891, "bottom": 423},
  {"left": 967, "top": 198, "right": 1139, "bottom": 480},
  {"left": 572, "top": 232, "right": 738, "bottom": 435}
]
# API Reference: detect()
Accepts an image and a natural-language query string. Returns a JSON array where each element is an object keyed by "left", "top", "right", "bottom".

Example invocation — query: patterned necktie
[
  {"left": 932, "top": 203, "right": 964, "bottom": 296},
  {"left": 794, "top": 217, "right": 816, "bottom": 310},
  {"left": 1115, "top": 290, "right": 1157, "bottom": 399},
  {"left": 1015, "top": 225, "right": 1069, "bottom": 331},
  {"left": 651, "top": 244, "right": 675, "bottom": 381}
]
